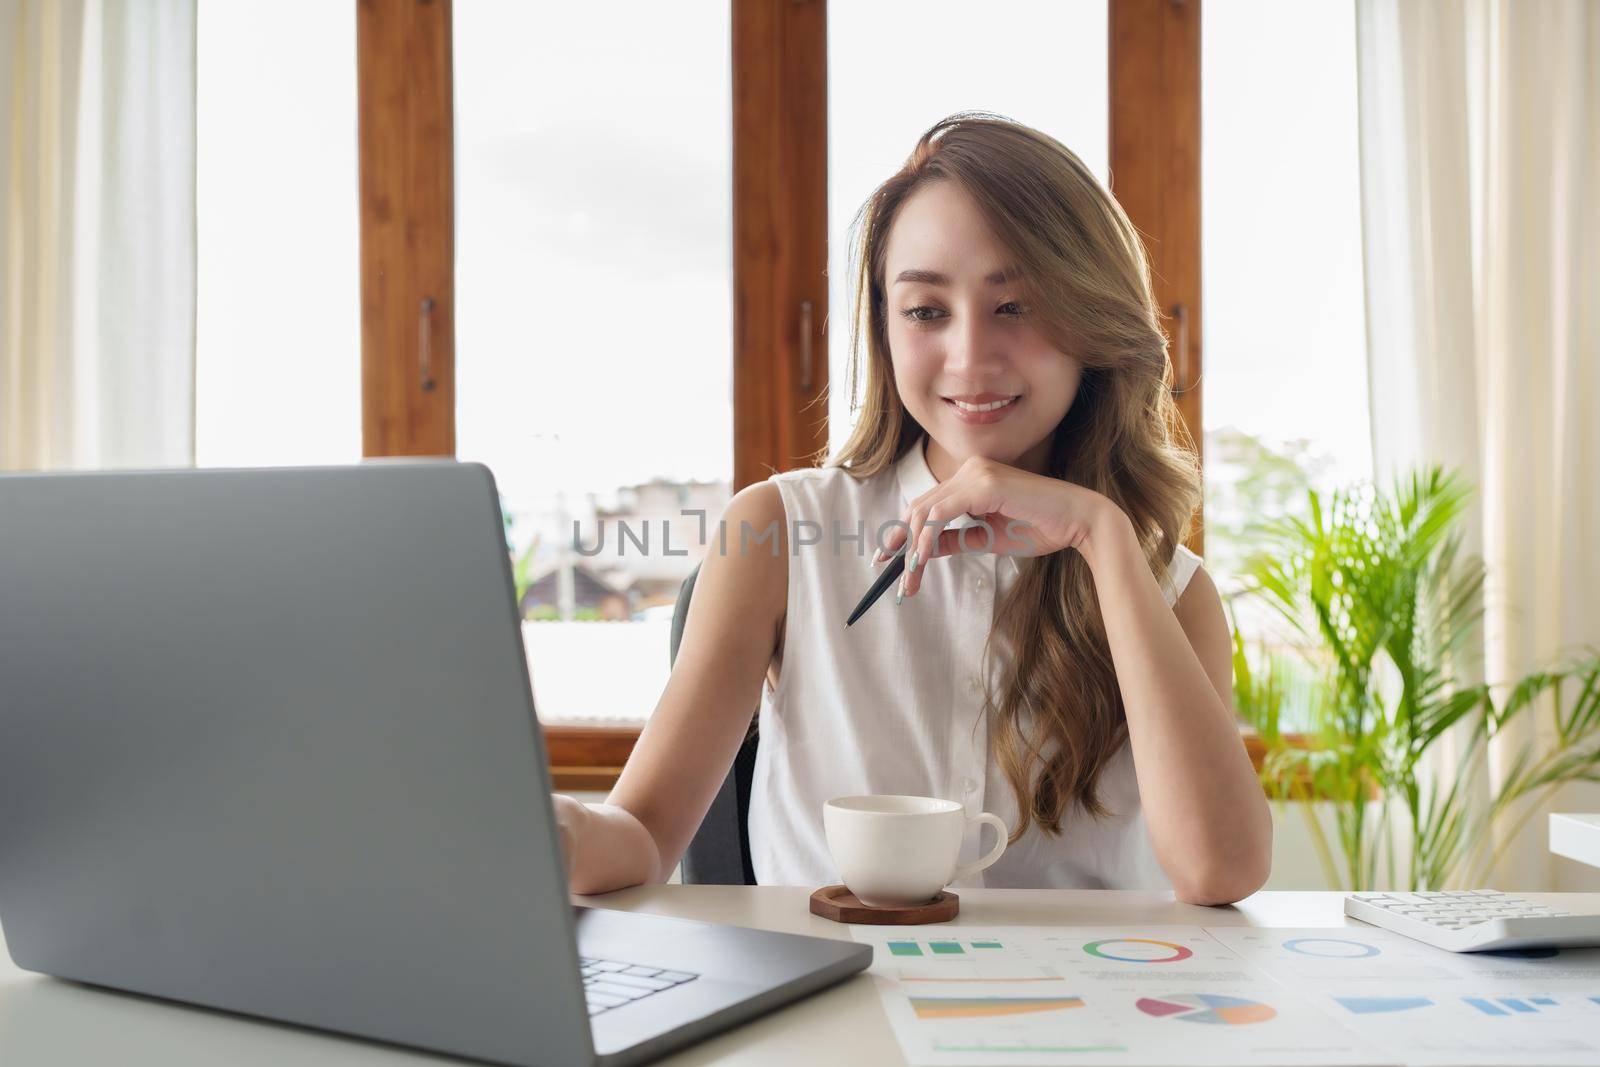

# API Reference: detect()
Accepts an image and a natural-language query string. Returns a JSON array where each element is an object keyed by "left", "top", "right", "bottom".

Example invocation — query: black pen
[{"left": 844, "top": 551, "right": 908, "bottom": 627}]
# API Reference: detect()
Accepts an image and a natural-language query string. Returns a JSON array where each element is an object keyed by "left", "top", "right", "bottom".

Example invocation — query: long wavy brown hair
[{"left": 828, "top": 112, "right": 1201, "bottom": 842}]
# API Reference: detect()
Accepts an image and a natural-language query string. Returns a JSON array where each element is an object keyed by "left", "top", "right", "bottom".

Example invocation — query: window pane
[
  {"left": 826, "top": 0, "right": 1109, "bottom": 455},
  {"left": 1202, "top": 0, "right": 1372, "bottom": 719},
  {"left": 1202, "top": 0, "right": 1372, "bottom": 579},
  {"left": 195, "top": 1, "right": 360, "bottom": 467},
  {"left": 454, "top": 2, "right": 733, "bottom": 723}
]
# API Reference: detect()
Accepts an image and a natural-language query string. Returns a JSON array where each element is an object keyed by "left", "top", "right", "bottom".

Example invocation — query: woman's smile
[{"left": 943, "top": 392, "right": 1022, "bottom": 424}]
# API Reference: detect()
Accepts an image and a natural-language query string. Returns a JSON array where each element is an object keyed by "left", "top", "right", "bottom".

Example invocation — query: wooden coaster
[{"left": 809, "top": 884, "right": 959, "bottom": 924}]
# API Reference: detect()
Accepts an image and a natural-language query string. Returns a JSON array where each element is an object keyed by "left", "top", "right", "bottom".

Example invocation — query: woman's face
[{"left": 882, "top": 179, "right": 1082, "bottom": 480}]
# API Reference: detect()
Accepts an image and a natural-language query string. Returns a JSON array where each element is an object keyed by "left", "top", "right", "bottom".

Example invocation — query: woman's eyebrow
[{"left": 893, "top": 266, "right": 1022, "bottom": 287}]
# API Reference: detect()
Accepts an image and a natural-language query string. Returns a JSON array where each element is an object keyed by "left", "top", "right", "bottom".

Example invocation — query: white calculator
[{"left": 1345, "top": 890, "right": 1600, "bottom": 952}]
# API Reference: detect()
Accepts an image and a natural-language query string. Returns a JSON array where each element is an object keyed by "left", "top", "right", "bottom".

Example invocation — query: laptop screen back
[{"left": 0, "top": 462, "right": 593, "bottom": 1067}]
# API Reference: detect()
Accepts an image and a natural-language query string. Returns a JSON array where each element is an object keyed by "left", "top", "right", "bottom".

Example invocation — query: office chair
[{"left": 669, "top": 562, "right": 760, "bottom": 885}]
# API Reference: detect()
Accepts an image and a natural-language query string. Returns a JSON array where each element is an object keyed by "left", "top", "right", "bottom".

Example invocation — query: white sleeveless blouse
[{"left": 747, "top": 435, "right": 1203, "bottom": 890}]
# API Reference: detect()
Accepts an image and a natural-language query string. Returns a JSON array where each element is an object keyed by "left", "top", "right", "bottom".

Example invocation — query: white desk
[
  {"left": 2, "top": 888, "right": 1597, "bottom": 1066},
  {"left": 1551, "top": 813, "right": 1600, "bottom": 870}
]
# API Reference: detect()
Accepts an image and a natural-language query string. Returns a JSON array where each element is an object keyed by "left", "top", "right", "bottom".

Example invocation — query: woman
[{"left": 554, "top": 112, "right": 1271, "bottom": 905}]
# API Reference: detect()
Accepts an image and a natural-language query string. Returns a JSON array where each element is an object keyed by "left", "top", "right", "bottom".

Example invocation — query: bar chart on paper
[
  {"left": 909, "top": 994, "right": 1086, "bottom": 1019},
  {"left": 857, "top": 931, "right": 1129, "bottom": 1063},
  {"left": 885, "top": 937, "right": 1064, "bottom": 983}
]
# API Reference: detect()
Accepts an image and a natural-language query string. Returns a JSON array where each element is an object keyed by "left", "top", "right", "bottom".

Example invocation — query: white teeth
[{"left": 950, "top": 397, "right": 1017, "bottom": 413}]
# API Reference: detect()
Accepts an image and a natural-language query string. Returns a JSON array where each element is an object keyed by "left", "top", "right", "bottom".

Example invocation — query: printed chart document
[
  {"left": 850, "top": 924, "right": 1600, "bottom": 1067},
  {"left": 848, "top": 925, "right": 1387, "bottom": 1066},
  {"left": 1211, "top": 926, "right": 1600, "bottom": 1067}
]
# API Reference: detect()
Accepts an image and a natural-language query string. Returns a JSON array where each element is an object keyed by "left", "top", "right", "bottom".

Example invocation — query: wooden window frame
[
  {"left": 732, "top": 0, "right": 830, "bottom": 491},
  {"left": 354, "top": 0, "right": 826, "bottom": 477},
  {"left": 1110, "top": 0, "right": 1203, "bottom": 556},
  {"left": 355, "top": 0, "right": 826, "bottom": 789},
  {"left": 356, "top": 0, "right": 1284, "bottom": 794},
  {"left": 356, "top": 0, "right": 455, "bottom": 458}
]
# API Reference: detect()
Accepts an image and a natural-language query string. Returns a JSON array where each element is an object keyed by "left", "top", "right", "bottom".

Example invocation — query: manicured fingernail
[
  {"left": 896, "top": 577, "right": 904, "bottom": 605},
  {"left": 909, "top": 550, "right": 920, "bottom": 572}
]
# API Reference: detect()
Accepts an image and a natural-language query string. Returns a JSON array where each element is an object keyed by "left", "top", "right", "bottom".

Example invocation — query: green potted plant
[{"left": 1232, "top": 466, "right": 1600, "bottom": 890}]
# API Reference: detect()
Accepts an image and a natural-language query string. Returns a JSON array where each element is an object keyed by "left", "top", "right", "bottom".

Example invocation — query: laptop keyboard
[{"left": 580, "top": 956, "right": 700, "bottom": 1017}]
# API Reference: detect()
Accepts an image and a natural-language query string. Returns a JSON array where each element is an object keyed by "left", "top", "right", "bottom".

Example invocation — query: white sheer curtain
[
  {"left": 0, "top": 0, "right": 196, "bottom": 470},
  {"left": 1357, "top": 0, "right": 1600, "bottom": 890}
]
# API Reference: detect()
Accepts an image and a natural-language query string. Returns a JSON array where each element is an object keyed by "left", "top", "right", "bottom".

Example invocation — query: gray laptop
[{"left": 0, "top": 461, "right": 869, "bottom": 1067}]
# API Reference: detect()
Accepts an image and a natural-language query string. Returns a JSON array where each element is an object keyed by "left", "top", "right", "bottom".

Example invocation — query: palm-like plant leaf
[{"left": 1237, "top": 463, "right": 1600, "bottom": 890}]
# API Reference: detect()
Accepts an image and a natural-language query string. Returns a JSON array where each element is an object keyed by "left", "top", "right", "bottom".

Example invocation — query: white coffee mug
[{"left": 823, "top": 794, "right": 1008, "bottom": 907}]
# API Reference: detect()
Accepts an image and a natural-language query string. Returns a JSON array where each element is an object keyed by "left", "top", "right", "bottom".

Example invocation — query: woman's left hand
[{"left": 878, "top": 454, "right": 1122, "bottom": 598}]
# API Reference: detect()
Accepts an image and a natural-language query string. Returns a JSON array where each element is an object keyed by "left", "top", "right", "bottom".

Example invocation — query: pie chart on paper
[{"left": 1135, "top": 994, "right": 1277, "bottom": 1025}]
